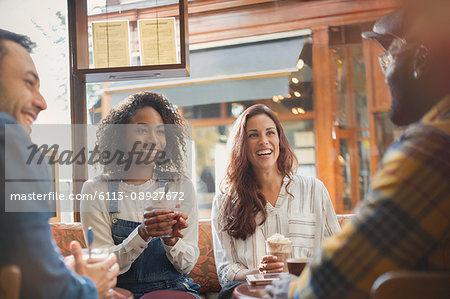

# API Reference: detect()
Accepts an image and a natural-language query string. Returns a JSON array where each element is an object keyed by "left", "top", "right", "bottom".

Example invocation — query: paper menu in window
[
  {"left": 92, "top": 21, "right": 130, "bottom": 68},
  {"left": 138, "top": 18, "right": 177, "bottom": 66}
]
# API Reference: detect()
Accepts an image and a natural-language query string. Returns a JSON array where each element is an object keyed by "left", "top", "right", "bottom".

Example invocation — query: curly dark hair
[{"left": 95, "top": 91, "right": 188, "bottom": 178}]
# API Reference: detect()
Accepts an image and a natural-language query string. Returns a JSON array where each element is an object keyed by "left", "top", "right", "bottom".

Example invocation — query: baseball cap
[
  {"left": 362, "top": 10, "right": 404, "bottom": 49},
  {"left": 362, "top": 0, "right": 450, "bottom": 50}
]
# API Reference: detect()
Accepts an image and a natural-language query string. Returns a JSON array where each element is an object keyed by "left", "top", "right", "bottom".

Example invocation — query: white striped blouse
[{"left": 211, "top": 174, "right": 341, "bottom": 286}]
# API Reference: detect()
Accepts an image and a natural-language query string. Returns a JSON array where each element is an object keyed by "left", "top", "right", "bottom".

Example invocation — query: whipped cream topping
[{"left": 266, "top": 233, "right": 292, "bottom": 252}]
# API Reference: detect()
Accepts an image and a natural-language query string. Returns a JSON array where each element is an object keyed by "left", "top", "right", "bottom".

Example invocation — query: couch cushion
[
  {"left": 51, "top": 221, "right": 222, "bottom": 292},
  {"left": 188, "top": 221, "right": 221, "bottom": 292},
  {"left": 51, "top": 222, "right": 86, "bottom": 256},
  {"left": 50, "top": 215, "right": 354, "bottom": 293}
]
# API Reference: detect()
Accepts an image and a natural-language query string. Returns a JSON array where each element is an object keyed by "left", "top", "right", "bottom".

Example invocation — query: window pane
[{"left": 0, "top": 0, "right": 73, "bottom": 222}]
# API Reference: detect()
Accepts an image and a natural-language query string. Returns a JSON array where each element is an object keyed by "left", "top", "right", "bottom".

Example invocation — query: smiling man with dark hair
[
  {"left": 266, "top": 0, "right": 450, "bottom": 298},
  {"left": 0, "top": 29, "right": 45, "bottom": 134},
  {"left": 0, "top": 28, "right": 119, "bottom": 299}
]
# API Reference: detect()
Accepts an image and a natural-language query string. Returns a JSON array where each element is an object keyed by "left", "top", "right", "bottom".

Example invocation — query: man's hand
[
  {"left": 64, "top": 254, "right": 76, "bottom": 270},
  {"left": 264, "top": 273, "right": 298, "bottom": 299},
  {"left": 70, "top": 241, "right": 119, "bottom": 299}
]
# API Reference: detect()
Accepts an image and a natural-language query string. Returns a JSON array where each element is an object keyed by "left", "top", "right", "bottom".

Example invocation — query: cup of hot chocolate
[
  {"left": 266, "top": 233, "right": 292, "bottom": 272},
  {"left": 286, "top": 258, "right": 309, "bottom": 276}
]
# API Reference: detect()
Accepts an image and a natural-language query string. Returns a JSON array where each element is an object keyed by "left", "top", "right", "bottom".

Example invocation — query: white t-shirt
[{"left": 211, "top": 174, "right": 341, "bottom": 286}]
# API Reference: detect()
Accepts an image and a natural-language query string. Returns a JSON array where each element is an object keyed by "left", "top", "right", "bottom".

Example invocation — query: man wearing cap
[{"left": 266, "top": 1, "right": 450, "bottom": 298}]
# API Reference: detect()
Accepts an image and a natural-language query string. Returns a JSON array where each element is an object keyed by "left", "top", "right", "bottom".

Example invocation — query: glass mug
[
  {"left": 144, "top": 183, "right": 180, "bottom": 238},
  {"left": 81, "top": 248, "right": 115, "bottom": 296},
  {"left": 265, "top": 240, "right": 292, "bottom": 272},
  {"left": 81, "top": 248, "right": 110, "bottom": 263},
  {"left": 286, "top": 258, "right": 309, "bottom": 276}
]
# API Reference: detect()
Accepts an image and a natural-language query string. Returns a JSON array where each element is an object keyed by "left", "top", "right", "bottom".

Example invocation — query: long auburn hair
[{"left": 219, "top": 104, "right": 298, "bottom": 240}]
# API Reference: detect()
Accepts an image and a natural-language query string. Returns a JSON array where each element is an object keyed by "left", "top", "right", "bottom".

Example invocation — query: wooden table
[
  {"left": 111, "top": 287, "right": 134, "bottom": 299},
  {"left": 233, "top": 283, "right": 268, "bottom": 299}
]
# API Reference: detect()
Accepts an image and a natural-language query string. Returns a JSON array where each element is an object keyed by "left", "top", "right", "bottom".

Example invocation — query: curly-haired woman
[
  {"left": 80, "top": 91, "right": 200, "bottom": 299},
  {"left": 211, "top": 104, "right": 340, "bottom": 298}
]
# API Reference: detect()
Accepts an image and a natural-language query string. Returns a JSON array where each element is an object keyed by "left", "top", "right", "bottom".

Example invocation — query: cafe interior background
[{"left": 0, "top": 0, "right": 403, "bottom": 221}]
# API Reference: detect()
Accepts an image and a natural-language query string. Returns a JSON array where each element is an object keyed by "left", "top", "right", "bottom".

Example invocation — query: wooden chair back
[
  {"left": 0, "top": 265, "right": 21, "bottom": 299},
  {"left": 371, "top": 270, "right": 450, "bottom": 299}
]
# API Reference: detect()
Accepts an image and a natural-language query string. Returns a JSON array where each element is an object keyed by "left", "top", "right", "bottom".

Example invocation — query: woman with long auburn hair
[{"left": 211, "top": 104, "right": 340, "bottom": 297}]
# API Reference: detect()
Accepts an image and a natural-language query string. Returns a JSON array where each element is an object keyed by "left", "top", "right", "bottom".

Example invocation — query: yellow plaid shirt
[{"left": 290, "top": 95, "right": 450, "bottom": 299}]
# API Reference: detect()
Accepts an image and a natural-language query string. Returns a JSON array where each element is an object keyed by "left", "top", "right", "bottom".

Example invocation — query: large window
[
  {"left": 2, "top": 0, "right": 405, "bottom": 222},
  {"left": 332, "top": 44, "right": 371, "bottom": 212},
  {"left": 83, "top": 14, "right": 314, "bottom": 218},
  {"left": 0, "top": 0, "right": 74, "bottom": 222},
  {"left": 328, "top": 24, "right": 407, "bottom": 213},
  {"left": 79, "top": 2, "right": 404, "bottom": 219}
]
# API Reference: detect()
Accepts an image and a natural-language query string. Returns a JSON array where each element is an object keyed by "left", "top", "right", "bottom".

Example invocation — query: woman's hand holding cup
[
  {"left": 161, "top": 206, "right": 189, "bottom": 245},
  {"left": 139, "top": 203, "right": 177, "bottom": 241},
  {"left": 258, "top": 255, "right": 284, "bottom": 274}
]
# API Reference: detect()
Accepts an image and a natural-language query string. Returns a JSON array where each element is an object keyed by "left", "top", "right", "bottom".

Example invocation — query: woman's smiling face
[
  {"left": 245, "top": 113, "right": 280, "bottom": 172},
  {"left": 126, "top": 106, "right": 166, "bottom": 165}
]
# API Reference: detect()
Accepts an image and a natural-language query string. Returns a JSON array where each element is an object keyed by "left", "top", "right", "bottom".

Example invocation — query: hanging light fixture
[{"left": 291, "top": 107, "right": 305, "bottom": 115}]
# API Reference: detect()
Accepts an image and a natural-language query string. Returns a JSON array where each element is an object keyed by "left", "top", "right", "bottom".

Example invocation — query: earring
[{"left": 414, "top": 71, "right": 418, "bottom": 79}]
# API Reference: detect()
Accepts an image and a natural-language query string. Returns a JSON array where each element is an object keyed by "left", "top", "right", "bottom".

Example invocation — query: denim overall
[{"left": 108, "top": 180, "right": 201, "bottom": 299}]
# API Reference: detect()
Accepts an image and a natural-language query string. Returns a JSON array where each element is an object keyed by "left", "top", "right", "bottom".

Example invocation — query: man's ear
[{"left": 413, "top": 45, "right": 429, "bottom": 79}]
